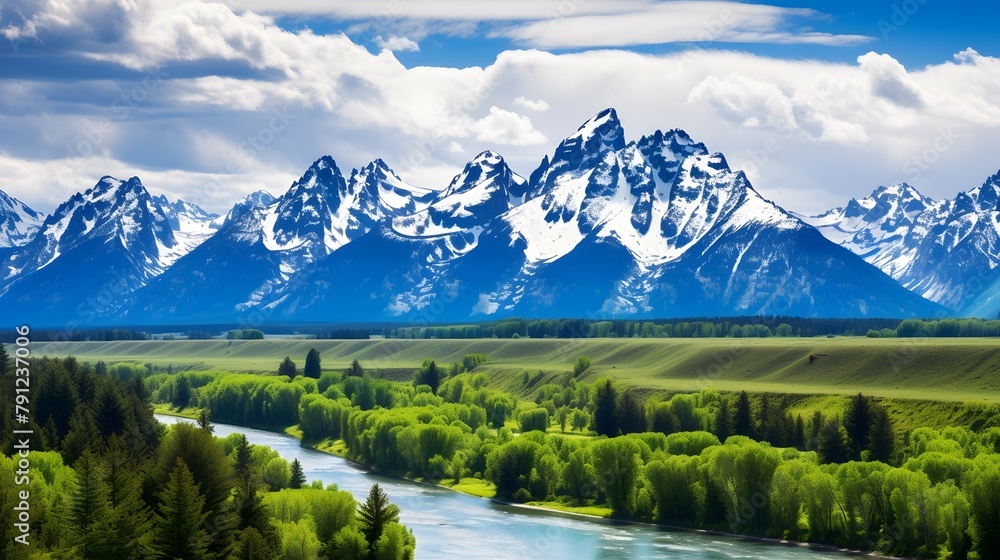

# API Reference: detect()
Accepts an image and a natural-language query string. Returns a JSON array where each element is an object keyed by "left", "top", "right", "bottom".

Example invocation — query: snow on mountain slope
[
  {"left": 0, "top": 176, "right": 198, "bottom": 325},
  {"left": 121, "top": 155, "right": 443, "bottom": 323},
  {"left": 0, "top": 190, "right": 43, "bottom": 249},
  {"left": 806, "top": 172, "right": 1000, "bottom": 311},
  {"left": 262, "top": 151, "right": 528, "bottom": 320},
  {"left": 265, "top": 108, "right": 941, "bottom": 322},
  {"left": 214, "top": 190, "right": 277, "bottom": 228}
]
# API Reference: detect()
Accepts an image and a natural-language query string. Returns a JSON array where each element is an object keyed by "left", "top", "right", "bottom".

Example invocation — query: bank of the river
[{"left": 157, "top": 411, "right": 899, "bottom": 559}]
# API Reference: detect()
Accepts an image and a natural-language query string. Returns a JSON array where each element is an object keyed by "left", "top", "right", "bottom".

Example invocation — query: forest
[
  {"left": 0, "top": 351, "right": 416, "bottom": 560},
  {"left": 134, "top": 350, "right": 1000, "bottom": 560}
]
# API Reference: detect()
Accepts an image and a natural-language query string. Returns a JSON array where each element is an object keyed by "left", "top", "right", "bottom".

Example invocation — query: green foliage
[
  {"left": 227, "top": 329, "right": 265, "bottom": 340},
  {"left": 304, "top": 348, "right": 322, "bottom": 379},
  {"left": 154, "top": 458, "right": 209, "bottom": 560},
  {"left": 573, "top": 356, "right": 591, "bottom": 377},
  {"left": 518, "top": 407, "right": 549, "bottom": 433},
  {"left": 346, "top": 358, "right": 364, "bottom": 378},
  {"left": 279, "top": 356, "right": 298, "bottom": 377},
  {"left": 593, "top": 378, "right": 618, "bottom": 436},
  {"left": 289, "top": 458, "right": 306, "bottom": 489},
  {"left": 358, "top": 483, "right": 401, "bottom": 560},
  {"left": 414, "top": 359, "right": 442, "bottom": 395}
]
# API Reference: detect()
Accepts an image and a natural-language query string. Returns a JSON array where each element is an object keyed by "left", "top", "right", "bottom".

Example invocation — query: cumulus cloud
[
  {"left": 688, "top": 74, "right": 797, "bottom": 131},
  {"left": 1, "top": 1, "right": 999, "bottom": 219},
  {"left": 374, "top": 35, "right": 419, "bottom": 52},
  {"left": 858, "top": 52, "right": 924, "bottom": 109},
  {"left": 513, "top": 96, "right": 550, "bottom": 111},
  {"left": 472, "top": 107, "right": 547, "bottom": 146}
]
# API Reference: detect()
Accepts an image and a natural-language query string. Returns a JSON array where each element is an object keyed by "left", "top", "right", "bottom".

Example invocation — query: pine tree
[
  {"left": 346, "top": 359, "right": 364, "bottom": 377},
  {"left": 358, "top": 483, "right": 400, "bottom": 560},
  {"left": 733, "top": 391, "right": 755, "bottom": 438},
  {"left": 102, "top": 436, "right": 154, "bottom": 560},
  {"left": 592, "top": 379, "right": 618, "bottom": 436},
  {"left": 304, "top": 348, "right": 322, "bottom": 379},
  {"left": 843, "top": 392, "right": 872, "bottom": 460},
  {"left": 154, "top": 458, "right": 209, "bottom": 560},
  {"left": 231, "top": 527, "right": 279, "bottom": 560},
  {"left": 173, "top": 375, "right": 192, "bottom": 409},
  {"left": 278, "top": 357, "right": 297, "bottom": 377},
  {"left": 616, "top": 389, "right": 644, "bottom": 435},
  {"left": 197, "top": 408, "right": 214, "bottom": 434},
  {"left": 414, "top": 360, "right": 441, "bottom": 395},
  {"left": 867, "top": 404, "right": 896, "bottom": 464},
  {"left": 68, "top": 449, "right": 111, "bottom": 559},
  {"left": 817, "top": 419, "right": 850, "bottom": 464},
  {"left": 231, "top": 439, "right": 280, "bottom": 553},
  {"left": 289, "top": 458, "right": 306, "bottom": 489}
]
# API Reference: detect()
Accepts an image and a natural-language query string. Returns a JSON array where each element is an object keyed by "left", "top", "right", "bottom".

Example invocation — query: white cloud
[
  {"left": 374, "top": 35, "right": 419, "bottom": 52},
  {"left": 447, "top": 141, "right": 465, "bottom": 154},
  {"left": 472, "top": 107, "right": 547, "bottom": 146},
  {"left": 513, "top": 96, "right": 550, "bottom": 111},
  {"left": 857, "top": 52, "right": 924, "bottom": 108},
  {"left": 492, "top": 2, "right": 871, "bottom": 48},
  {"left": 688, "top": 74, "right": 797, "bottom": 131},
  {"left": 1, "top": 1, "right": 1000, "bottom": 219}
]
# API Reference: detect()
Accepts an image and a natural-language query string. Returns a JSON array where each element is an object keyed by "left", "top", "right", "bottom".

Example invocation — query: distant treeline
[
  {"left": 10, "top": 317, "right": 1000, "bottom": 342},
  {"left": 323, "top": 317, "right": 905, "bottom": 339},
  {"left": 0, "top": 329, "right": 151, "bottom": 342}
]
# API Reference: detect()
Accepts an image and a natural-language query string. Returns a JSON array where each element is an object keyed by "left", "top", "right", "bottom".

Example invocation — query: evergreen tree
[
  {"left": 231, "top": 527, "right": 279, "bottom": 560},
  {"left": 843, "top": 392, "right": 872, "bottom": 460},
  {"left": 95, "top": 385, "right": 128, "bottom": 438},
  {"left": 592, "top": 379, "right": 618, "bottom": 437},
  {"left": 278, "top": 357, "right": 297, "bottom": 377},
  {"left": 197, "top": 408, "right": 213, "bottom": 434},
  {"left": 289, "top": 459, "right": 306, "bottom": 489},
  {"left": 817, "top": 419, "right": 850, "bottom": 464},
  {"left": 154, "top": 459, "right": 209, "bottom": 560},
  {"left": 173, "top": 375, "right": 192, "bottom": 409},
  {"left": 358, "top": 483, "right": 400, "bottom": 560},
  {"left": 616, "top": 390, "right": 645, "bottom": 435},
  {"left": 102, "top": 436, "right": 154, "bottom": 560},
  {"left": 346, "top": 359, "right": 365, "bottom": 377},
  {"left": 733, "top": 391, "right": 754, "bottom": 438},
  {"left": 793, "top": 415, "right": 806, "bottom": 450},
  {"left": 231, "top": 439, "right": 280, "bottom": 553},
  {"left": 304, "top": 348, "right": 322, "bottom": 379},
  {"left": 413, "top": 360, "right": 441, "bottom": 395},
  {"left": 867, "top": 404, "right": 896, "bottom": 464},
  {"left": 68, "top": 449, "right": 111, "bottom": 558},
  {"left": 62, "top": 405, "right": 102, "bottom": 464}
]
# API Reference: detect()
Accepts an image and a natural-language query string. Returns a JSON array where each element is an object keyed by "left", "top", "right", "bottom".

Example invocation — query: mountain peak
[
  {"left": 0, "top": 189, "right": 43, "bottom": 248},
  {"left": 567, "top": 108, "right": 626, "bottom": 151}
]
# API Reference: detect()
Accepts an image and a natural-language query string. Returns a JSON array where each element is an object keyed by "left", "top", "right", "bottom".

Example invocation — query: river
[{"left": 155, "top": 414, "right": 867, "bottom": 560}]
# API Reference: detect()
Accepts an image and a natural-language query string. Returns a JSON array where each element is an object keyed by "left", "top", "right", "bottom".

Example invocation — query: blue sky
[
  {"left": 0, "top": 0, "right": 998, "bottom": 216},
  {"left": 286, "top": 1, "right": 997, "bottom": 69}
]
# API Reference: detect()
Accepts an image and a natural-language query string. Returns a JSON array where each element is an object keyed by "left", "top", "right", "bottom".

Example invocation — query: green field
[{"left": 28, "top": 336, "right": 1000, "bottom": 402}]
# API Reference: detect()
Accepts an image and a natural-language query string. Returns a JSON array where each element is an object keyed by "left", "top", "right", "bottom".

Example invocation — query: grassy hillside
[{"left": 28, "top": 337, "right": 1000, "bottom": 402}]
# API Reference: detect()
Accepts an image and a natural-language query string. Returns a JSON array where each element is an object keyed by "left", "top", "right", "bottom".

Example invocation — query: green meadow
[{"left": 29, "top": 336, "right": 1000, "bottom": 402}]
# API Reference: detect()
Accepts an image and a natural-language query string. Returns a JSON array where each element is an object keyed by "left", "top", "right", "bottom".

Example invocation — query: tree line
[{"left": 0, "top": 354, "right": 415, "bottom": 559}]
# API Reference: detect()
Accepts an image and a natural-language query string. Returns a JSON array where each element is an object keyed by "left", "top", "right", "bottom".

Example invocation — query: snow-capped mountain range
[
  {"left": 6, "top": 107, "right": 996, "bottom": 326},
  {"left": 803, "top": 171, "right": 1000, "bottom": 315}
]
